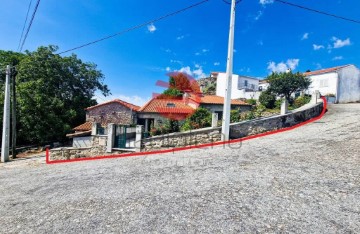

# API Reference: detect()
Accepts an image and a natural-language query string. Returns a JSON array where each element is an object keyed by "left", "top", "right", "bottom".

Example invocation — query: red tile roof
[
  {"left": 86, "top": 99, "right": 140, "bottom": 111},
  {"left": 139, "top": 98, "right": 195, "bottom": 114},
  {"left": 73, "top": 122, "right": 92, "bottom": 131},
  {"left": 304, "top": 65, "right": 351, "bottom": 76},
  {"left": 190, "top": 94, "right": 250, "bottom": 105}
]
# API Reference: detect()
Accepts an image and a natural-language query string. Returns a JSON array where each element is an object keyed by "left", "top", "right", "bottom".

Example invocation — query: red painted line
[{"left": 46, "top": 97, "right": 327, "bottom": 164}]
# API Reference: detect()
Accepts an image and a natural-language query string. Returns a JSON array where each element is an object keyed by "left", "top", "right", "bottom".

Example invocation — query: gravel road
[{"left": 0, "top": 104, "right": 359, "bottom": 233}]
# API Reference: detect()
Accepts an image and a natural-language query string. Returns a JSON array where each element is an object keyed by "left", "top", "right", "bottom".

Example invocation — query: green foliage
[
  {"left": 246, "top": 99, "right": 257, "bottom": 105},
  {"left": 162, "top": 88, "right": 182, "bottom": 98},
  {"left": 266, "top": 71, "right": 311, "bottom": 102},
  {"left": 0, "top": 46, "right": 110, "bottom": 144},
  {"left": 275, "top": 99, "right": 283, "bottom": 109},
  {"left": 203, "top": 83, "right": 216, "bottom": 94},
  {"left": 259, "top": 90, "right": 276, "bottom": 109},
  {"left": 293, "top": 95, "right": 311, "bottom": 108},
  {"left": 230, "top": 110, "right": 240, "bottom": 123},
  {"left": 180, "top": 107, "right": 211, "bottom": 131},
  {"left": 255, "top": 104, "right": 266, "bottom": 117}
]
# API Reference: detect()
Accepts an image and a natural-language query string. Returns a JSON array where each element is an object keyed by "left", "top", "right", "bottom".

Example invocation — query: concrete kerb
[{"left": 46, "top": 97, "right": 327, "bottom": 164}]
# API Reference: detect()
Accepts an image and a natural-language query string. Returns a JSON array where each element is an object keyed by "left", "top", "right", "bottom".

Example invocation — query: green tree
[
  {"left": 266, "top": 71, "right": 311, "bottom": 102},
  {"left": 3, "top": 45, "right": 110, "bottom": 144},
  {"left": 259, "top": 90, "right": 276, "bottom": 109}
]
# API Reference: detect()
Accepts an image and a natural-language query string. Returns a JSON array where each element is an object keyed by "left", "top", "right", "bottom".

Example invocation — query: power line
[
  {"left": 274, "top": 0, "right": 360, "bottom": 24},
  {"left": 17, "top": 0, "right": 33, "bottom": 51},
  {"left": 58, "top": 0, "right": 209, "bottom": 55},
  {"left": 19, "top": 0, "right": 41, "bottom": 52}
]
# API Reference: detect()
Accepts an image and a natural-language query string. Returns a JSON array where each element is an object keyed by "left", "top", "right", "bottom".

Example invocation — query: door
[{"left": 114, "top": 125, "right": 127, "bottom": 148}]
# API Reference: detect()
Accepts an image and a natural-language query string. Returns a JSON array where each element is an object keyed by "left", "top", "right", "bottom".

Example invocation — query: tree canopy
[
  {"left": 0, "top": 45, "right": 110, "bottom": 144},
  {"left": 265, "top": 71, "right": 311, "bottom": 102}
]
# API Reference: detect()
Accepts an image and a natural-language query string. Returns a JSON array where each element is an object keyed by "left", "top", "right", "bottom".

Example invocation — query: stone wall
[
  {"left": 50, "top": 135, "right": 110, "bottom": 160},
  {"left": 230, "top": 101, "right": 324, "bottom": 138},
  {"left": 142, "top": 101, "right": 324, "bottom": 151},
  {"left": 142, "top": 127, "right": 222, "bottom": 151},
  {"left": 86, "top": 102, "right": 135, "bottom": 125}
]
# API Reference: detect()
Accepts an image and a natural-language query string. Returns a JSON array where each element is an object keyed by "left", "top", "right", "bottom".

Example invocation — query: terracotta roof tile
[
  {"left": 190, "top": 94, "right": 250, "bottom": 105},
  {"left": 86, "top": 99, "right": 140, "bottom": 111},
  {"left": 304, "top": 65, "right": 351, "bottom": 76},
  {"left": 139, "top": 98, "right": 195, "bottom": 114},
  {"left": 73, "top": 122, "right": 92, "bottom": 131}
]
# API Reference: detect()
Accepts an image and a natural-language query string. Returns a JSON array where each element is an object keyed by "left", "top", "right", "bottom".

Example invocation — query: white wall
[
  {"left": 337, "top": 65, "right": 360, "bottom": 103},
  {"left": 216, "top": 73, "right": 260, "bottom": 99},
  {"left": 306, "top": 72, "right": 338, "bottom": 97},
  {"left": 73, "top": 136, "right": 92, "bottom": 148}
]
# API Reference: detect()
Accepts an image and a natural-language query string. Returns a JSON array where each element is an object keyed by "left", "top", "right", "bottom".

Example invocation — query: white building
[
  {"left": 304, "top": 64, "right": 360, "bottom": 103},
  {"left": 215, "top": 72, "right": 261, "bottom": 100}
]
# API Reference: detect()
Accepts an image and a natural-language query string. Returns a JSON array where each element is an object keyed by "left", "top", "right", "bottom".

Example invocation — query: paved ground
[{"left": 0, "top": 104, "right": 359, "bottom": 233}]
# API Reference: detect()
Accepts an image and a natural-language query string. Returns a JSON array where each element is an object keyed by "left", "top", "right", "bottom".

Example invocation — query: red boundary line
[{"left": 46, "top": 97, "right": 327, "bottom": 164}]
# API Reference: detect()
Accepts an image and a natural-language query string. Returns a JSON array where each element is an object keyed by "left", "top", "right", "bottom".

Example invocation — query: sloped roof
[
  {"left": 139, "top": 98, "right": 195, "bottom": 114},
  {"left": 66, "top": 130, "right": 91, "bottom": 138},
  {"left": 73, "top": 122, "right": 92, "bottom": 131},
  {"left": 190, "top": 94, "right": 250, "bottom": 105},
  {"left": 304, "top": 65, "right": 352, "bottom": 76},
  {"left": 86, "top": 99, "right": 140, "bottom": 111}
]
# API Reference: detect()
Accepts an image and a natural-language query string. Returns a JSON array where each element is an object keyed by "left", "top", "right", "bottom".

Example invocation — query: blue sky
[{"left": 0, "top": 0, "right": 359, "bottom": 105}]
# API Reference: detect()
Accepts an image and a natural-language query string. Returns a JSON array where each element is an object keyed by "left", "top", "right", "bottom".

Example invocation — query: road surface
[{"left": 0, "top": 103, "right": 359, "bottom": 233}]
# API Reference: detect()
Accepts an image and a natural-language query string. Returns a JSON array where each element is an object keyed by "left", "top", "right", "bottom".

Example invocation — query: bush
[
  {"left": 230, "top": 110, "right": 240, "bottom": 123},
  {"left": 246, "top": 99, "right": 257, "bottom": 105},
  {"left": 259, "top": 91, "right": 276, "bottom": 109},
  {"left": 180, "top": 107, "right": 211, "bottom": 131},
  {"left": 275, "top": 99, "right": 283, "bottom": 109},
  {"left": 293, "top": 95, "right": 311, "bottom": 108}
]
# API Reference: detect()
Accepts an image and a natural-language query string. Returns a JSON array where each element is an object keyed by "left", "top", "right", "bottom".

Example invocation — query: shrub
[
  {"left": 230, "top": 110, "right": 240, "bottom": 123},
  {"left": 259, "top": 91, "right": 276, "bottom": 109},
  {"left": 180, "top": 107, "right": 211, "bottom": 131},
  {"left": 246, "top": 99, "right": 257, "bottom": 105},
  {"left": 275, "top": 99, "right": 283, "bottom": 109},
  {"left": 255, "top": 104, "right": 266, "bottom": 117},
  {"left": 293, "top": 95, "right": 311, "bottom": 108}
]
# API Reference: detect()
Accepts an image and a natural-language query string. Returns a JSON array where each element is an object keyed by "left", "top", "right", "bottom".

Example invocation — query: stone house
[
  {"left": 67, "top": 99, "right": 140, "bottom": 147},
  {"left": 304, "top": 64, "right": 360, "bottom": 103}
]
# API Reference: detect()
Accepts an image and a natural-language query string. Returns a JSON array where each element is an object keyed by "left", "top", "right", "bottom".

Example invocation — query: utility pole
[
  {"left": 1, "top": 65, "right": 11, "bottom": 162},
  {"left": 11, "top": 67, "right": 17, "bottom": 159},
  {"left": 221, "top": 0, "right": 236, "bottom": 141}
]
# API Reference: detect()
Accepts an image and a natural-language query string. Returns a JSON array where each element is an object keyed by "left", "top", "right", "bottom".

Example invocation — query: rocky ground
[{"left": 0, "top": 103, "right": 359, "bottom": 233}]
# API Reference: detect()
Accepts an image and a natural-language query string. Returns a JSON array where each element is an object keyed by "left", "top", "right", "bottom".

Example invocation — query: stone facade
[
  {"left": 86, "top": 102, "right": 136, "bottom": 125},
  {"left": 142, "top": 127, "right": 222, "bottom": 151},
  {"left": 51, "top": 135, "right": 115, "bottom": 160},
  {"left": 230, "top": 102, "right": 324, "bottom": 138}
]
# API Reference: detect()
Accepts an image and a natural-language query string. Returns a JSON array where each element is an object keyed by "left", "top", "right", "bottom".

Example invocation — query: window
[
  {"left": 244, "top": 80, "right": 248, "bottom": 87},
  {"left": 166, "top": 103, "right": 175, "bottom": 108}
]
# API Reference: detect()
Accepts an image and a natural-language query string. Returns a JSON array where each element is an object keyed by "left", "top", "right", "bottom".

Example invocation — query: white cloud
[
  {"left": 254, "top": 11, "right": 263, "bottom": 20},
  {"left": 214, "top": 62, "right": 220, "bottom": 66},
  {"left": 332, "top": 37, "right": 351, "bottom": 48},
  {"left": 313, "top": 44, "right": 324, "bottom": 50},
  {"left": 165, "top": 67, "right": 171, "bottom": 72},
  {"left": 177, "top": 65, "right": 206, "bottom": 79},
  {"left": 147, "top": 23, "right": 156, "bottom": 33},
  {"left": 258, "top": 40, "right": 264, "bottom": 46},
  {"left": 170, "top": 59, "right": 182, "bottom": 65},
  {"left": 233, "top": 49, "right": 237, "bottom": 53},
  {"left": 267, "top": 59, "right": 300, "bottom": 73},
  {"left": 176, "top": 35, "right": 185, "bottom": 40},
  {"left": 202, "top": 49, "right": 209, "bottom": 53},
  {"left": 259, "top": 0, "right": 274, "bottom": 5},
  {"left": 165, "top": 49, "right": 171, "bottom": 53},
  {"left": 332, "top": 56, "right": 343, "bottom": 61},
  {"left": 301, "top": 33, "right": 309, "bottom": 40}
]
